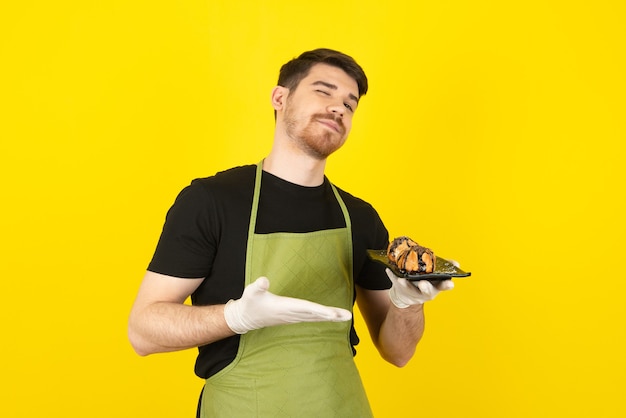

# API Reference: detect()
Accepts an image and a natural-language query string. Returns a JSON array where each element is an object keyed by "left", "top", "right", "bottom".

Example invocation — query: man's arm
[
  {"left": 128, "top": 271, "right": 234, "bottom": 356},
  {"left": 357, "top": 270, "right": 454, "bottom": 367},
  {"left": 128, "top": 271, "right": 354, "bottom": 356},
  {"left": 356, "top": 286, "right": 424, "bottom": 367}
]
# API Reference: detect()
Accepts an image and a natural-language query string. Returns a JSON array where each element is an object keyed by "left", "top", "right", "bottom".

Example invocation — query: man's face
[{"left": 281, "top": 63, "right": 360, "bottom": 160}]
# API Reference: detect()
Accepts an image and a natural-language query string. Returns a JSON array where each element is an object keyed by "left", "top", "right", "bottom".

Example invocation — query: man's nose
[{"left": 327, "top": 102, "right": 345, "bottom": 117}]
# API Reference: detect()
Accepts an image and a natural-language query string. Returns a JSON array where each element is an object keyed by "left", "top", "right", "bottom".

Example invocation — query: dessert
[{"left": 387, "top": 236, "right": 436, "bottom": 274}]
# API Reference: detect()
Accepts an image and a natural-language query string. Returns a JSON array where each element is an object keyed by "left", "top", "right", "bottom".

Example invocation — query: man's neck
[{"left": 263, "top": 147, "right": 327, "bottom": 187}]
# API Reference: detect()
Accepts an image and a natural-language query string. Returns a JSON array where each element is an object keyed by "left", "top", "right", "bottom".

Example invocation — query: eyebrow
[{"left": 311, "top": 80, "right": 359, "bottom": 103}]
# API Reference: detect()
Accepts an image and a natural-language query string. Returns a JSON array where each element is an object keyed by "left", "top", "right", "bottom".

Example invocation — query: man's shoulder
[
  {"left": 333, "top": 184, "right": 375, "bottom": 210},
  {"left": 170, "top": 165, "right": 256, "bottom": 207},
  {"left": 190, "top": 164, "right": 256, "bottom": 190}
]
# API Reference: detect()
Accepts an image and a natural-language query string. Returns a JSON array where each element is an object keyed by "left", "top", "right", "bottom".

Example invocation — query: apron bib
[{"left": 200, "top": 162, "right": 373, "bottom": 417}]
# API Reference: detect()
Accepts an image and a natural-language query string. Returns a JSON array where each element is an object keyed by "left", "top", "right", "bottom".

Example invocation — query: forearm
[
  {"left": 375, "top": 303, "right": 425, "bottom": 367},
  {"left": 128, "top": 302, "right": 234, "bottom": 356}
]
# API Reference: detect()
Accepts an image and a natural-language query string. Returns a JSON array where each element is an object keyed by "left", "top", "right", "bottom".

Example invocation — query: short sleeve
[{"left": 148, "top": 181, "right": 218, "bottom": 278}]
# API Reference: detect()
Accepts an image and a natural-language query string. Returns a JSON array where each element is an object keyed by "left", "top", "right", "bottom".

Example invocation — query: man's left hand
[{"left": 386, "top": 268, "right": 454, "bottom": 308}]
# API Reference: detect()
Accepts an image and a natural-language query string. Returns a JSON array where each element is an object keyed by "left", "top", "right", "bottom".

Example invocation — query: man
[{"left": 128, "top": 48, "right": 454, "bottom": 417}]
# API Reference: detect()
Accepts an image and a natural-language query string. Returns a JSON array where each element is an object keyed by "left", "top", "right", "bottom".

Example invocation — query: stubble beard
[{"left": 284, "top": 110, "right": 347, "bottom": 160}]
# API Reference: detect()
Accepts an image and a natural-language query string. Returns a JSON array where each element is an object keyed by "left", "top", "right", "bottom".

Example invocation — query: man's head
[
  {"left": 277, "top": 48, "right": 368, "bottom": 100},
  {"left": 271, "top": 49, "right": 368, "bottom": 161}
]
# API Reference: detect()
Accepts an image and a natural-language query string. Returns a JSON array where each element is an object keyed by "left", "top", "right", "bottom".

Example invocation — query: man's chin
[{"left": 307, "top": 139, "right": 345, "bottom": 160}]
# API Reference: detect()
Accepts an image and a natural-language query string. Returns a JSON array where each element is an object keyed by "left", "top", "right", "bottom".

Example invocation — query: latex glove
[
  {"left": 386, "top": 268, "right": 454, "bottom": 308},
  {"left": 223, "top": 277, "right": 352, "bottom": 334}
]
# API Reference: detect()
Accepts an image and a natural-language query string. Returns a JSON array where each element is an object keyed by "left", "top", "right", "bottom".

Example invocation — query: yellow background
[{"left": 2, "top": 1, "right": 625, "bottom": 417}]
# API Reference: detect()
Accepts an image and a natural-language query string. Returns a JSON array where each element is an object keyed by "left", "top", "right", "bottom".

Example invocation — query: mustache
[{"left": 313, "top": 113, "right": 345, "bottom": 134}]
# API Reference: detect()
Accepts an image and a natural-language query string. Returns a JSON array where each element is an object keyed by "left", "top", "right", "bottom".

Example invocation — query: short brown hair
[{"left": 277, "top": 48, "right": 368, "bottom": 99}]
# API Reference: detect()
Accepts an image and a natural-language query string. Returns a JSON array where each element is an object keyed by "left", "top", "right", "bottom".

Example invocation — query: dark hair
[{"left": 277, "top": 48, "right": 368, "bottom": 98}]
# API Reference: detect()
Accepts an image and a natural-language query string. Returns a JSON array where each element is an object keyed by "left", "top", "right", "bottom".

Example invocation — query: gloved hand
[
  {"left": 223, "top": 277, "right": 352, "bottom": 334},
  {"left": 386, "top": 268, "right": 454, "bottom": 308}
]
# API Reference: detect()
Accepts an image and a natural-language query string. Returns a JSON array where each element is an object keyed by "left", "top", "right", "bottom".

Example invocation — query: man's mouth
[{"left": 316, "top": 116, "right": 344, "bottom": 134}]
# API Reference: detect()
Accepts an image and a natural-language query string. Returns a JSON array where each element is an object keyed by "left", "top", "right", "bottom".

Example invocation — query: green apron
[{"left": 200, "top": 162, "right": 373, "bottom": 417}]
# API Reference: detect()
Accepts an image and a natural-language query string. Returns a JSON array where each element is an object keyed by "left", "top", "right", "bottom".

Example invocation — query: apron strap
[{"left": 244, "top": 161, "right": 265, "bottom": 285}]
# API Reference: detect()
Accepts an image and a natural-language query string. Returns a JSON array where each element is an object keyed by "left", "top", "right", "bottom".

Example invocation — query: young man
[{"left": 128, "top": 48, "right": 453, "bottom": 417}]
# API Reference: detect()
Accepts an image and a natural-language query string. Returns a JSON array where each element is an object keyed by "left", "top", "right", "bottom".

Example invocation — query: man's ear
[{"left": 271, "top": 86, "right": 289, "bottom": 111}]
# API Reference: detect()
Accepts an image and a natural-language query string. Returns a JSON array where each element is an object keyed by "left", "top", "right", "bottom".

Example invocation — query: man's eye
[
  {"left": 316, "top": 89, "right": 330, "bottom": 95},
  {"left": 344, "top": 103, "right": 353, "bottom": 111}
]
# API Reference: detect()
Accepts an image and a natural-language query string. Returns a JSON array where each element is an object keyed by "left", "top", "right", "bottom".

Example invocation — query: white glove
[
  {"left": 386, "top": 268, "right": 454, "bottom": 308},
  {"left": 223, "top": 277, "right": 352, "bottom": 334}
]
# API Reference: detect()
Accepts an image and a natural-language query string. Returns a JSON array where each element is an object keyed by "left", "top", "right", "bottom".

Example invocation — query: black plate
[{"left": 367, "top": 249, "right": 471, "bottom": 281}]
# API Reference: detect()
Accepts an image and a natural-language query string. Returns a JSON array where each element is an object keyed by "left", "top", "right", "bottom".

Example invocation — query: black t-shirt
[{"left": 148, "top": 165, "right": 390, "bottom": 378}]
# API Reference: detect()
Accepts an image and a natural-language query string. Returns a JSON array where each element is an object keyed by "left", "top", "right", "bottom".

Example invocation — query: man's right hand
[{"left": 223, "top": 277, "right": 352, "bottom": 334}]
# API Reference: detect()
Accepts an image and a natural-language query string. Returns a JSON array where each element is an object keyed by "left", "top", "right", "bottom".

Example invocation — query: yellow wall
[{"left": 2, "top": 1, "right": 625, "bottom": 416}]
